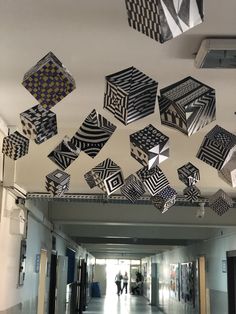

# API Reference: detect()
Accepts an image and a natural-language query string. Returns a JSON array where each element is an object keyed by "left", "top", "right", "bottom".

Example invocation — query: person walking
[
  {"left": 122, "top": 271, "right": 128, "bottom": 294},
  {"left": 115, "top": 271, "right": 123, "bottom": 296}
]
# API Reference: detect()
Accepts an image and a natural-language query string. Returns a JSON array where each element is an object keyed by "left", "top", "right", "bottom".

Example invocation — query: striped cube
[
  {"left": 177, "top": 162, "right": 200, "bottom": 186},
  {"left": 2, "top": 131, "right": 29, "bottom": 160},
  {"left": 151, "top": 186, "right": 177, "bottom": 213},
  {"left": 120, "top": 174, "right": 145, "bottom": 203},
  {"left": 45, "top": 169, "right": 70, "bottom": 197},
  {"left": 183, "top": 186, "right": 201, "bottom": 202},
  {"left": 218, "top": 152, "right": 236, "bottom": 188}
]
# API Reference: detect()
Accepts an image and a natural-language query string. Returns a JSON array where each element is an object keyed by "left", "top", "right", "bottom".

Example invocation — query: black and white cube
[
  {"left": 104, "top": 66, "right": 158, "bottom": 125},
  {"left": 158, "top": 76, "right": 215, "bottom": 136},
  {"left": 120, "top": 174, "right": 145, "bottom": 203},
  {"left": 45, "top": 169, "right": 70, "bottom": 197},
  {"left": 218, "top": 152, "right": 236, "bottom": 188},
  {"left": 151, "top": 186, "right": 177, "bottom": 213},
  {"left": 22, "top": 52, "right": 76, "bottom": 110},
  {"left": 130, "top": 124, "right": 169, "bottom": 169},
  {"left": 2, "top": 131, "right": 29, "bottom": 160},
  {"left": 20, "top": 104, "right": 57, "bottom": 144},
  {"left": 177, "top": 162, "right": 200, "bottom": 186},
  {"left": 183, "top": 186, "right": 201, "bottom": 202},
  {"left": 84, "top": 170, "right": 97, "bottom": 189},
  {"left": 125, "top": 0, "right": 204, "bottom": 43},
  {"left": 197, "top": 125, "right": 236, "bottom": 170},
  {"left": 208, "top": 189, "right": 233, "bottom": 216}
]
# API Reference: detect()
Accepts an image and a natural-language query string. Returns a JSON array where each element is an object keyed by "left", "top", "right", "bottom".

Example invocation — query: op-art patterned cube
[
  {"left": 218, "top": 152, "right": 236, "bottom": 188},
  {"left": 208, "top": 189, "right": 233, "bottom": 216},
  {"left": 151, "top": 186, "right": 177, "bottom": 213},
  {"left": 104, "top": 67, "right": 158, "bottom": 125},
  {"left": 85, "top": 158, "right": 124, "bottom": 195},
  {"left": 136, "top": 165, "right": 169, "bottom": 196},
  {"left": 71, "top": 109, "right": 116, "bottom": 158},
  {"left": 158, "top": 77, "right": 215, "bottom": 136},
  {"left": 125, "top": 0, "right": 204, "bottom": 43},
  {"left": 84, "top": 170, "right": 97, "bottom": 189},
  {"left": 22, "top": 52, "right": 76, "bottom": 110},
  {"left": 45, "top": 169, "right": 70, "bottom": 197},
  {"left": 183, "top": 186, "right": 201, "bottom": 202},
  {"left": 48, "top": 136, "right": 80, "bottom": 170},
  {"left": 120, "top": 174, "right": 145, "bottom": 203},
  {"left": 197, "top": 125, "right": 236, "bottom": 170},
  {"left": 2, "top": 131, "right": 29, "bottom": 160},
  {"left": 177, "top": 162, "right": 200, "bottom": 186},
  {"left": 20, "top": 104, "right": 57, "bottom": 144},
  {"left": 130, "top": 124, "right": 169, "bottom": 169}
]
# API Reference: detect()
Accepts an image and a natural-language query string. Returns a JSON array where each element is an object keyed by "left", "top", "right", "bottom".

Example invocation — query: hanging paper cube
[
  {"left": 197, "top": 125, "right": 236, "bottom": 170},
  {"left": 218, "top": 152, "right": 236, "bottom": 188},
  {"left": 48, "top": 136, "right": 80, "bottom": 170},
  {"left": 136, "top": 165, "right": 169, "bottom": 196},
  {"left": 120, "top": 174, "right": 145, "bottom": 203},
  {"left": 130, "top": 124, "right": 169, "bottom": 169},
  {"left": 151, "top": 186, "right": 177, "bottom": 213},
  {"left": 84, "top": 170, "right": 97, "bottom": 189},
  {"left": 86, "top": 158, "right": 124, "bottom": 195},
  {"left": 158, "top": 76, "right": 215, "bottom": 136},
  {"left": 125, "top": 0, "right": 204, "bottom": 43},
  {"left": 177, "top": 162, "right": 200, "bottom": 186},
  {"left": 104, "top": 66, "right": 158, "bottom": 125},
  {"left": 2, "top": 131, "right": 29, "bottom": 160},
  {"left": 20, "top": 104, "right": 57, "bottom": 144},
  {"left": 183, "top": 186, "right": 201, "bottom": 202},
  {"left": 45, "top": 169, "right": 70, "bottom": 197},
  {"left": 208, "top": 189, "right": 233, "bottom": 216},
  {"left": 22, "top": 52, "right": 76, "bottom": 110},
  {"left": 71, "top": 109, "right": 116, "bottom": 158}
]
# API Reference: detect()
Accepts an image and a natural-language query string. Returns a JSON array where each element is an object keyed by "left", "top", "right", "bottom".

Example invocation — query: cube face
[
  {"left": 104, "top": 67, "right": 158, "bottom": 125},
  {"left": 177, "top": 162, "right": 200, "bottom": 186},
  {"left": 84, "top": 171, "right": 97, "bottom": 189},
  {"left": 136, "top": 165, "right": 169, "bottom": 196},
  {"left": 120, "top": 174, "right": 145, "bottom": 203},
  {"left": 45, "top": 169, "right": 70, "bottom": 196},
  {"left": 130, "top": 124, "right": 169, "bottom": 169},
  {"left": 71, "top": 109, "right": 116, "bottom": 158},
  {"left": 151, "top": 186, "right": 177, "bottom": 213},
  {"left": 20, "top": 104, "right": 57, "bottom": 144},
  {"left": 209, "top": 189, "right": 233, "bottom": 216},
  {"left": 183, "top": 186, "right": 201, "bottom": 202},
  {"left": 218, "top": 153, "right": 236, "bottom": 188},
  {"left": 159, "top": 77, "right": 216, "bottom": 136},
  {"left": 48, "top": 136, "right": 80, "bottom": 170},
  {"left": 197, "top": 125, "right": 236, "bottom": 170},
  {"left": 2, "top": 131, "right": 29, "bottom": 160},
  {"left": 125, "top": 0, "right": 204, "bottom": 43},
  {"left": 22, "top": 52, "right": 76, "bottom": 110}
]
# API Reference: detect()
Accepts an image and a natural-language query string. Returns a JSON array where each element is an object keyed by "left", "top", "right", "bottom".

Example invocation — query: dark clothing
[
  {"left": 122, "top": 282, "right": 128, "bottom": 294},
  {"left": 116, "top": 280, "right": 122, "bottom": 295}
]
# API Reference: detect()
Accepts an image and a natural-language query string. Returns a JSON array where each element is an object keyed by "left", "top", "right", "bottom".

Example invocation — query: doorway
[
  {"left": 227, "top": 250, "right": 236, "bottom": 313},
  {"left": 106, "top": 259, "right": 130, "bottom": 295}
]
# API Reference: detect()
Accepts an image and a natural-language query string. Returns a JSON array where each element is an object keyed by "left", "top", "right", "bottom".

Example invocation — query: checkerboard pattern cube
[
  {"left": 22, "top": 52, "right": 76, "bottom": 110},
  {"left": 177, "top": 162, "right": 200, "bottom": 186},
  {"left": 151, "top": 186, "right": 177, "bottom": 213},
  {"left": 130, "top": 124, "right": 169, "bottom": 169},
  {"left": 104, "top": 66, "right": 158, "bottom": 125},
  {"left": 158, "top": 76, "right": 215, "bottom": 136},
  {"left": 45, "top": 169, "right": 70, "bottom": 197},
  {"left": 120, "top": 174, "right": 145, "bottom": 203},
  {"left": 208, "top": 189, "right": 233, "bottom": 216},
  {"left": 2, "top": 131, "right": 29, "bottom": 160},
  {"left": 183, "top": 186, "right": 201, "bottom": 202},
  {"left": 218, "top": 152, "right": 236, "bottom": 188},
  {"left": 20, "top": 104, "right": 57, "bottom": 144}
]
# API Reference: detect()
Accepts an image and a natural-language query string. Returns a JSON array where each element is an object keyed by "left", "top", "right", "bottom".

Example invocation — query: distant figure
[
  {"left": 115, "top": 271, "right": 123, "bottom": 296},
  {"left": 122, "top": 272, "right": 129, "bottom": 294},
  {"left": 131, "top": 280, "right": 142, "bottom": 295}
]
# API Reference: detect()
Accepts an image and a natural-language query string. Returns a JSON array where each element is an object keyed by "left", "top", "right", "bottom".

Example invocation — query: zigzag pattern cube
[
  {"left": 45, "top": 169, "right": 70, "bottom": 197},
  {"left": 218, "top": 152, "right": 236, "bottom": 188},
  {"left": 20, "top": 104, "right": 57, "bottom": 144},
  {"left": 120, "top": 174, "right": 145, "bottom": 203},
  {"left": 104, "top": 67, "right": 158, "bottom": 125},
  {"left": 151, "top": 186, "right": 177, "bottom": 213},
  {"left": 125, "top": 0, "right": 204, "bottom": 43},
  {"left": 183, "top": 186, "right": 201, "bottom": 202},
  {"left": 209, "top": 189, "right": 233, "bottom": 216},
  {"left": 22, "top": 52, "right": 76, "bottom": 110},
  {"left": 158, "top": 76, "right": 215, "bottom": 136},
  {"left": 177, "top": 162, "right": 200, "bottom": 186},
  {"left": 71, "top": 109, "right": 116, "bottom": 158},
  {"left": 130, "top": 124, "right": 169, "bottom": 169},
  {"left": 197, "top": 125, "right": 236, "bottom": 170},
  {"left": 2, "top": 131, "right": 29, "bottom": 160}
]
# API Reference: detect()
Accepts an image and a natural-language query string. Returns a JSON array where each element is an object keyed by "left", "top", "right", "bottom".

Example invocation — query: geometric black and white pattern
[
  {"left": 48, "top": 136, "right": 80, "bottom": 170},
  {"left": 125, "top": 0, "right": 204, "bottom": 43},
  {"left": 45, "top": 169, "right": 70, "bottom": 197},
  {"left": 136, "top": 165, "right": 169, "bottom": 196},
  {"left": 196, "top": 125, "right": 236, "bottom": 170},
  {"left": 177, "top": 162, "right": 200, "bottom": 186},
  {"left": 130, "top": 124, "right": 169, "bottom": 169},
  {"left": 120, "top": 174, "right": 145, "bottom": 203},
  {"left": 218, "top": 152, "right": 236, "bottom": 188},
  {"left": 104, "top": 67, "right": 158, "bottom": 125},
  {"left": 151, "top": 186, "right": 177, "bottom": 213},
  {"left": 208, "top": 189, "right": 233, "bottom": 216},
  {"left": 22, "top": 52, "right": 76, "bottom": 110},
  {"left": 158, "top": 76, "right": 215, "bottom": 136},
  {"left": 183, "top": 185, "right": 201, "bottom": 202},
  {"left": 71, "top": 109, "right": 117, "bottom": 158},
  {"left": 84, "top": 170, "right": 97, "bottom": 189},
  {"left": 2, "top": 131, "right": 29, "bottom": 160},
  {"left": 20, "top": 104, "right": 57, "bottom": 144}
]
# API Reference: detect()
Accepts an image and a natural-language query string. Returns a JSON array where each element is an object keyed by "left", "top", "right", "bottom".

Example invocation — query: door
[
  {"left": 48, "top": 253, "right": 57, "bottom": 314},
  {"left": 151, "top": 263, "right": 158, "bottom": 306},
  {"left": 37, "top": 249, "right": 48, "bottom": 314},
  {"left": 55, "top": 255, "right": 68, "bottom": 314},
  {"left": 227, "top": 250, "right": 236, "bottom": 314},
  {"left": 198, "top": 256, "right": 206, "bottom": 314}
]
